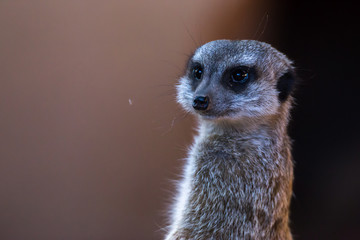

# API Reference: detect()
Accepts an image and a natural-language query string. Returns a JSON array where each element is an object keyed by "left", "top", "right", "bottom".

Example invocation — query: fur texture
[{"left": 166, "top": 40, "right": 295, "bottom": 240}]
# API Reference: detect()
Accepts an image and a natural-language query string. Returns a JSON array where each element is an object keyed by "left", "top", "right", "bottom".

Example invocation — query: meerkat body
[{"left": 166, "top": 40, "right": 296, "bottom": 240}]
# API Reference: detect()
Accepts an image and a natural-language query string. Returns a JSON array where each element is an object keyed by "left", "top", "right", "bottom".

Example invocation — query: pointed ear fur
[{"left": 276, "top": 70, "right": 296, "bottom": 102}]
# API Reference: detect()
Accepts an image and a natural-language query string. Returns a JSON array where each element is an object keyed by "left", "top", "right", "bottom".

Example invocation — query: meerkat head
[{"left": 176, "top": 40, "right": 296, "bottom": 121}]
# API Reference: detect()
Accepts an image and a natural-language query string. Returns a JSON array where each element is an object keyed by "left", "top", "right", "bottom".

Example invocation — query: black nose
[{"left": 193, "top": 96, "right": 209, "bottom": 110}]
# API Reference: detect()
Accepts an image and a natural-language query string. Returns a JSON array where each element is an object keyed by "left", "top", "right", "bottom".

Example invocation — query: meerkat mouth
[{"left": 196, "top": 109, "right": 234, "bottom": 120}]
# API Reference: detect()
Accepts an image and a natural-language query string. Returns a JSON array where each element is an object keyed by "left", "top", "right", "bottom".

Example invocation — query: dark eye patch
[
  {"left": 187, "top": 61, "right": 204, "bottom": 90},
  {"left": 192, "top": 64, "right": 203, "bottom": 80},
  {"left": 221, "top": 66, "right": 257, "bottom": 93}
]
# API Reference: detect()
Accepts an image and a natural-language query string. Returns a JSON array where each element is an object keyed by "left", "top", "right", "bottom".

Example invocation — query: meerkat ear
[{"left": 276, "top": 70, "right": 296, "bottom": 102}]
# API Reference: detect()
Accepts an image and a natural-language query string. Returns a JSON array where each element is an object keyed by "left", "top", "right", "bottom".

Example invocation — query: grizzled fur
[{"left": 166, "top": 40, "right": 295, "bottom": 240}]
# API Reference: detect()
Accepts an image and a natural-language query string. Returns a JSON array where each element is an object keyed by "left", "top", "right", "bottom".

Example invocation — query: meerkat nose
[{"left": 193, "top": 96, "right": 209, "bottom": 111}]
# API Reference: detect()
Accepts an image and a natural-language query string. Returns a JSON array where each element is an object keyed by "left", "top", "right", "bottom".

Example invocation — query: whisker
[
  {"left": 161, "top": 111, "right": 191, "bottom": 136},
  {"left": 252, "top": 11, "right": 269, "bottom": 40},
  {"left": 181, "top": 20, "right": 200, "bottom": 48}
]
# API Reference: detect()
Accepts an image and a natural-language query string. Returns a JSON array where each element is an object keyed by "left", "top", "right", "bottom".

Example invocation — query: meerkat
[{"left": 165, "top": 40, "right": 296, "bottom": 240}]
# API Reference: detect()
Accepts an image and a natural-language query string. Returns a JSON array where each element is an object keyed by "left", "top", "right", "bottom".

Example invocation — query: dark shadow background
[
  {"left": 0, "top": 0, "right": 359, "bottom": 239},
  {"left": 275, "top": 1, "right": 360, "bottom": 239}
]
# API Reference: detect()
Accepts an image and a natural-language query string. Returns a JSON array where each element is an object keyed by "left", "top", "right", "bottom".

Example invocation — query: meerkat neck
[{"left": 198, "top": 110, "right": 289, "bottom": 143}]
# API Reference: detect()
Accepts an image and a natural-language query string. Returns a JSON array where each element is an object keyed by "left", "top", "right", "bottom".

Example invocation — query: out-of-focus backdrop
[{"left": 0, "top": 0, "right": 358, "bottom": 239}]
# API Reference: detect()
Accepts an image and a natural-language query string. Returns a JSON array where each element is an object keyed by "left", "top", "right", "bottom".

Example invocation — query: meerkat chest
[
  {"left": 191, "top": 133, "right": 275, "bottom": 177},
  {"left": 188, "top": 133, "right": 277, "bottom": 204}
]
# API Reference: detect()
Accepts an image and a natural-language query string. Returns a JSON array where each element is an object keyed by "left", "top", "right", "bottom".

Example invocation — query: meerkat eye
[
  {"left": 193, "top": 65, "right": 203, "bottom": 80},
  {"left": 231, "top": 70, "right": 249, "bottom": 83}
]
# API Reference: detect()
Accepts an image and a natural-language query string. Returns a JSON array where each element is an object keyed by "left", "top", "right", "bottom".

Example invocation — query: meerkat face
[{"left": 176, "top": 40, "right": 295, "bottom": 120}]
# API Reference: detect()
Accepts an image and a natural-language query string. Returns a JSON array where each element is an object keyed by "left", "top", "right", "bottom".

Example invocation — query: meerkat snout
[{"left": 192, "top": 96, "right": 209, "bottom": 110}]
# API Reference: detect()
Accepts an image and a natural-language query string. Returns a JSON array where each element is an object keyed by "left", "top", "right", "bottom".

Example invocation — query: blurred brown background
[{"left": 0, "top": 0, "right": 358, "bottom": 239}]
